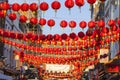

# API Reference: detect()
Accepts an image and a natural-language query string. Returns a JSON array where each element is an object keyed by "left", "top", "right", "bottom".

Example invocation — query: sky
[{"left": 9, "top": 0, "right": 91, "bottom": 35}]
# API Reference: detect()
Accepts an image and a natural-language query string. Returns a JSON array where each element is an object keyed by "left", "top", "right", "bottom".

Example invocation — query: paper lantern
[
  {"left": 69, "top": 32, "right": 76, "bottom": 39},
  {"left": 60, "top": 20, "right": 68, "bottom": 28},
  {"left": 75, "top": 0, "right": 84, "bottom": 8},
  {"left": 8, "top": 13, "right": 16, "bottom": 20},
  {"left": 102, "top": 27, "right": 109, "bottom": 33},
  {"left": 69, "top": 20, "right": 76, "bottom": 28},
  {"left": 0, "top": 10, "right": 6, "bottom": 18},
  {"left": 79, "top": 21, "right": 87, "bottom": 29},
  {"left": 87, "top": 0, "right": 96, "bottom": 4},
  {"left": 21, "top": 3, "right": 29, "bottom": 11},
  {"left": 46, "top": 34, "right": 53, "bottom": 41},
  {"left": 19, "top": 15, "right": 27, "bottom": 23},
  {"left": 53, "top": 34, "right": 60, "bottom": 41},
  {"left": 40, "top": 2, "right": 49, "bottom": 11},
  {"left": 88, "top": 20, "right": 96, "bottom": 28},
  {"left": 47, "top": 19, "right": 55, "bottom": 28},
  {"left": 39, "top": 18, "right": 46, "bottom": 27},
  {"left": 78, "top": 31, "right": 85, "bottom": 38},
  {"left": 0, "top": 2, "right": 10, "bottom": 10},
  {"left": 86, "top": 30, "right": 93, "bottom": 36},
  {"left": 65, "top": 0, "right": 74, "bottom": 10},
  {"left": 61, "top": 33, "right": 68, "bottom": 40},
  {"left": 97, "top": 20, "right": 105, "bottom": 28},
  {"left": 30, "top": 3, "right": 38, "bottom": 11},
  {"left": 12, "top": 3, "right": 20, "bottom": 11},
  {"left": 51, "top": 1, "right": 61, "bottom": 11},
  {"left": 108, "top": 19, "right": 115, "bottom": 27},
  {"left": 30, "top": 17, "right": 38, "bottom": 25}
]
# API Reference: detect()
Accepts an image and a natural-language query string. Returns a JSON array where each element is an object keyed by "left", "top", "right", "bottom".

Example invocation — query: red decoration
[
  {"left": 111, "top": 25, "right": 118, "bottom": 31},
  {"left": 47, "top": 19, "right": 55, "bottom": 27},
  {"left": 19, "top": 15, "right": 27, "bottom": 23},
  {"left": 65, "top": 0, "right": 74, "bottom": 10},
  {"left": 102, "top": 27, "right": 109, "bottom": 33},
  {"left": 86, "top": 29, "right": 93, "bottom": 36},
  {"left": 21, "top": 3, "right": 29, "bottom": 11},
  {"left": 30, "top": 17, "right": 38, "bottom": 25},
  {"left": 78, "top": 31, "right": 85, "bottom": 39},
  {"left": 46, "top": 34, "right": 53, "bottom": 41},
  {"left": 30, "top": 3, "right": 38, "bottom": 11},
  {"left": 117, "top": 19, "right": 120, "bottom": 26},
  {"left": 108, "top": 19, "right": 115, "bottom": 27},
  {"left": 0, "top": 10, "right": 6, "bottom": 18},
  {"left": 87, "top": 0, "right": 96, "bottom": 4},
  {"left": 69, "top": 32, "right": 76, "bottom": 40},
  {"left": 60, "top": 20, "right": 68, "bottom": 28},
  {"left": 12, "top": 3, "right": 20, "bottom": 11},
  {"left": 79, "top": 21, "right": 87, "bottom": 29},
  {"left": 53, "top": 34, "right": 60, "bottom": 41},
  {"left": 69, "top": 20, "right": 76, "bottom": 28},
  {"left": 97, "top": 20, "right": 105, "bottom": 28},
  {"left": 39, "top": 18, "right": 46, "bottom": 27},
  {"left": 17, "top": 33, "right": 23, "bottom": 39},
  {"left": 61, "top": 33, "right": 68, "bottom": 40},
  {"left": 88, "top": 20, "right": 96, "bottom": 28},
  {"left": 8, "top": 13, "right": 16, "bottom": 20},
  {"left": 51, "top": 1, "right": 61, "bottom": 11},
  {"left": 0, "top": 2, "right": 10, "bottom": 10},
  {"left": 75, "top": 0, "right": 84, "bottom": 8},
  {"left": 40, "top": 2, "right": 49, "bottom": 11}
]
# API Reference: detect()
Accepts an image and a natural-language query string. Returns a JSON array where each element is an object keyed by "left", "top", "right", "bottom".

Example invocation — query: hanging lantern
[
  {"left": 10, "top": 32, "right": 16, "bottom": 39},
  {"left": 75, "top": 0, "right": 84, "bottom": 8},
  {"left": 51, "top": 1, "right": 61, "bottom": 12},
  {"left": 39, "top": 18, "right": 46, "bottom": 27},
  {"left": 0, "top": 2, "right": 10, "bottom": 10},
  {"left": 17, "top": 33, "right": 23, "bottom": 39},
  {"left": 117, "top": 19, "right": 120, "bottom": 26},
  {"left": 39, "top": 34, "right": 46, "bottom": 41},
  {"left": 40, "top": 2, "right": 49, "bottom": 11},
  {"left": 69, "top": 20, "right": 76, "bottom": 30},
  {"left": 97, "top": 20, "right": 105, "bottom": 28},
  {"left": 30, "top": 3, "right": 38, "bottom": 11},
  {"left": 53, "top": 34, "right": 60, "bottom": 41},
  {"left": 0, "top": 10, "right": 6, "bottom": 18},
  {"left": 21, "top": 3, "right": 29, "bottom": 11},
  {"left": 88, "top": 20, "right": 96, "bottom": 28},
  {"left": 69, "top": 32, "right": 76, "bottom": 40},
  {"left": 78, "top": 31, "right": 85, "bottom": 39},
  {"left": 46, "top": 34, "right": 53, "bottom": 41},
  {"left": 19, "top": 15, "right": 27, "bottom": 23},
  {"left": 8, "top": 13, "right": 16, "bottom": 20},
  {"left": 30, "top": 17, "right": 38, "bottom": 25},
  {"left": 111, "top": 25, "right": 118, "bottom": 31},
  {"left": 47, "top": 19, "right": 55, "bottom": 29},
  {"left": 86, "top": 29, "right": 93, "bottom": 36},
  {"left": 12, "top": 3, "right": 20, "bottom": 11},
  {"left": 60, "top": 20, "right": 68, "bottom": 29},
  {"left": 108, "top": 19, "right": 115, "bottom": 27},
  {"left": 65, "top": 0, "right": 74, "bottom": 13},
  {"left": 102, "top": 27, "right": 109, "bottom": 33},
  {"left": 61, "top": 33, "right": 68, "bottom": 40},
  {"left": 87, "top": 0, "right": 96, "bottom": 4},
  {"left": 79, "top": 21, "right": 87, "bottom": 29}
]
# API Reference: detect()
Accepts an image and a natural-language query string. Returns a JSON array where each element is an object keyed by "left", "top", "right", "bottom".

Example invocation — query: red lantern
[
  {"left": 30, "top": 3, "right": 38, "bottom": 11},
  {"left": 65, "top": 0, "right": 74, "bottom": 10},
  {"left": 10, "top": 32, "right": 16, "bottom": 39},
  {"left": 78, "top": 31, "right": 85, "bottom": 39},
  {"left": 47, "top": 19, "right": 55, "bottom": 28},
  {"left": 8, "top": 13, "right": 16, "bottom": 20},
  {"left": 60, "top": 20, "right": 68, "bottom": 28},
  {"left": 61, "top": 33, "right": 68, "bottom": 40},
  {"left": 19, "top": 15, "right": 27, "bottom": 23},
  {"left": 97, "top": 20, "right": 105, "bottom": 28},
  {"left": 69, "top": 20, "right": 76, "bottom": 28},
  {"left": 46, "top": 34, "right": 53, "bottom": 41},
  {"left": 111, "top": 25, "right": 118, "bottom": 31},
  {"left": 51, "top": 1, "right": 61, "bottom": 11},
  {"left": 21, "top": 3, "right": 29, "bottom": 11},
  {"left": 117, "top": 19, "right": 120, "bottom": 26},
  {"left": 108, "top": 19, "right": 115, "bottom": 27},
  {"left": 86, "top": 29, "right": 93, "bottom": 36},
  {"left": 75, "top": 0, "right": 84, "bottom": 8},
  {"left": 88, "top": 20, "right": 96, "bottom": 28},
  {"left": 0, "top": 2, "right": 10, "bottom": 10},
  {"left": 69, "top": 32, "right": 76, "bottom": 40},
  {"left": 87, "top": 0, "right": 96, "bottom": 4},
  {"left": 40, "top": 2, "right": 49, "bottom": 11},
  {"left": 17, "top": 33, "right": 23, "bottom": 39},
  {"left": 79, "top": 21, "right": 87, "bottom": 29},
  {"left": 39, "top": 18, "right": 46, "bottom": 27},
  {"left": 0, "top": 10, "right": 6, "bottom": 18},
  {"left": 30, "top": 17, "right": 38, "bottom": 25},
  {"left": 53, "top": 34, "right": 60, "bottom": 41},
  {"left": 102, "top": 27, "right": 109, "bottom": 33},
  {"left": 12, "top": 3, "right": 20, "bottom": 11}
]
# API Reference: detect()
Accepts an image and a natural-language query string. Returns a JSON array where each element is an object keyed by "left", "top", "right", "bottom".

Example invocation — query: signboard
[
  {"left": 98, "top": 48, "right": 109, "bottom": 63},
  {"left": 45, "top": 64, "right": 71, "bottom": 73}
]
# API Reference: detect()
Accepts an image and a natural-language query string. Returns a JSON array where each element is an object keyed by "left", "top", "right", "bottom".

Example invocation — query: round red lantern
[
  {"left": 97, "top": 20, "right": 105, "bottom": 28},
  {"left": 111, "top": 25, "right": 118, "bottom": 31},
  {"left": 87, "top": 0, "right": 96, "bottom": 4},
  {"left": 78, "top": 31, "right": 85, "bottom": 39},
  {"left": 86, "top": 29, "right": 93, "bottom": 36},
  {"left": 39, "top": 18, "right": 46, "bottom": 27},
  {"left": 75, "top": 0, "right": 84, "bottom": 8},
  {"left": 102, "top": 27, "right": 109, "bottom": 33},
  {"left": 12, "top": 3, "right": 20, "bottom": 11},
  {"left": 8, "top": 13, "right": 16, "bottom": 20},
  {"left": 30, "top": 17, "right": 38, "bottom": 25},
  {"left": 61, "top": 33, "right": 68, "bottom": 40},
  {"left": 69, "top": 20, "right": 76, "bottom": 28},
  {"left": 53, "top": 34, "right": 60, "bottom": 41},
  {"left": 30, "top": 3, "right": 38, "bottom": 11},
  {"left": 40, "top": 2, "right": 49, "bottom": 11},
  {"left": 47, "top": 19, "right": 55, "bottom": 28},
  {"left": 69, "top": 32, "right": 76, "bottom": 40},
  {"left": 108, "top": 19, "right": 115, "bottom": 27},
  {"left": 65, "top": 0, "right": 74, "bottom": 10},
  {"left": 19, "top": 15, "right": 27, "bottom": 23},
  {"left": 60, "top": 20, "right": 68, "bottom": 28},
  {"left": 88, "top": 20, "right": 96, "bottom": 28},
  {"left": 51, "top": 1, "right": 61, "bottom": 11},
  {"left": 21, "top": 3, "right": 29, "bottom": 11},
  {"left": 46, "top": 34, "right": 53, "bottom": 41},
  {"left": 0, "top": 2, "right": 10, "bottom": 10},
  {"left": 0, "top": 10, "right": 6, "bottom": 18},
  {"left": 79, "top": 21, "right": 87, "bottom": 29}
]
